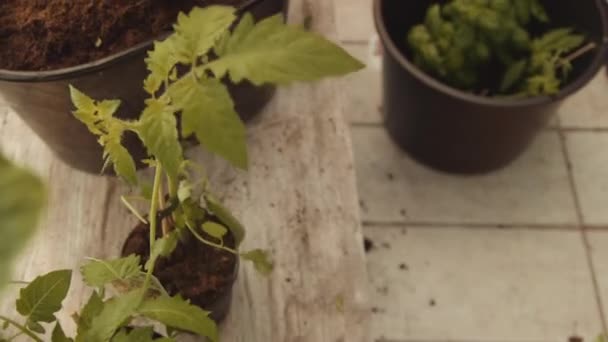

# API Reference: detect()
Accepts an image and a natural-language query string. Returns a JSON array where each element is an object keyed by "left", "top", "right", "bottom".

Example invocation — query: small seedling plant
[
  {"left": 0, "top": 5, "right": 363, "bottom": 342},
  {"left": 407, "top": 0, "right": 594, "bottom": 96}
]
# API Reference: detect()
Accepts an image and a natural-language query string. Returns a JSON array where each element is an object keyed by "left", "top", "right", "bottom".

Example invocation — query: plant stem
[
  {"left": 143, "top": 163, "right": 164, "bottom": 291},
  {"left": 149, "top": 163, "right": 163, "bottom": 249},
  {"left": 121, "top": 196, "right": 148, "bottom": 225},
  {"left": 0, "top": 316, "right": 42, "bottom": 342},
  {"left": 560, "top": 42, "right": 597, "bottom": 66},
  {"left": 185, "top": 222, "right": 238, "bottom": 255}
]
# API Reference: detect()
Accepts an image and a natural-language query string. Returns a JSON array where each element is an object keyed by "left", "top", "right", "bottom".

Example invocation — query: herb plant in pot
[
  {"left": 0, "top": 0, "right": 288, "bottom": 174},
  {"left": 0, "top": 5, "right": 362, "bottom": 341},
  {"left": 374, "top": 0, "right": 608, "bottom": 173}
]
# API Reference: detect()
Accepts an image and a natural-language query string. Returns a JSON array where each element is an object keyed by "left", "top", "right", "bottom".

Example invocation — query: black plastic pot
[
  {"left": 374, "top": 0, "right": 608, "bottom": 174},
  {"left": 0, "top": 0, "right": 287, "bottom": 174}
]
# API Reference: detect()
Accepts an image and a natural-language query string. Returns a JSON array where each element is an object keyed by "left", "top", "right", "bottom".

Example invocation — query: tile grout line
[
  {"left": 558, "top": 128, "right": 608, "bottom": 337},
  {"left": 362, "top": 220, "right": 608, "bottom": 231}
]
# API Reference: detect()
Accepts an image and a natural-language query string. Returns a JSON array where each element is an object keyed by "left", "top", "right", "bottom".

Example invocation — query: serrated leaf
[
  {"left": 136, "top": 99, "right": 183, "bottom": 181},
  {"left": 76, "top": 291, "right": 104, "bottom": 337},
  {"left": 205, "top": 14, "right": 365, "bottom": 85},
  {"left": 533, "top": 28, "right": 583, "bottom": 53},
  {"left": 144, "top": 37, "right": 179, "bottom": 95},
  {"left": 241, "top": 249, "right": 273, "bottom": 276},
  {"left": 205, "top": 195, "right": 245, "bottom": 247},
  {"left": 52, "top": 322, "right": 73, "bottom": 342},
  {"left": 69, "top": 86, "right": 137, "bottom": 185},
  {"left": 81, "top": 255, "right": 142, "bottom": 289},
  {"left": 145, "top": 232, "right": 178, "bottom": 271},
  {"left": 0, "top": 156, "right": 46, "bottom": 289},
  {"left": 173, "top": 6, "right": 236, "bottom": 63},
  {"left": 16, "top": 270, "right": 72, "bottom": 326},
  {"left": 80, "top": 289, "right": 143, "bottom": 342},
  {"left": 202, "top": 222, "right": 228, "bottom": 240},
  {"left": 500, "top": 59, "right": 527, "bottom": 92},
  {"left": 168, "top": 77, "right": 247, "bottom": 168},
  {"left": 104, "top": 138, "right": 138, "bottom": 185},
  {"left": 138, "top": 295, "right": 218, "bottom": 342}
]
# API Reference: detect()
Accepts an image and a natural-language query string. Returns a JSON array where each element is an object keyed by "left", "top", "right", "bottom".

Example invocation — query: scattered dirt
[
  {"left": 122, "top": 220, "right": 237, "bottom": 312},
  {"left": 364, "top": 237, "right": 374, "bottom": 252},
  {"left": 568, "top": 337, "right": 583, "bottom": 342},
  {"left": 0, "top": 0, "right": 243, "bottom": 71},
  {"left": 399, "top": 263, "right": 408, "bottom": 271},
  {"left": 429, "top": 299, "right": 436, "bottom": 307}
]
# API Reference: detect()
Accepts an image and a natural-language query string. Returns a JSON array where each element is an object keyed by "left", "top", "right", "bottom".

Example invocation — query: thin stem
[
  {"left": 167, "top": 174, "right": 177, "bottom": 200},
  {"left": 185, "top": 222, "right": 238, "bottom": 255},
  {"left": 559, "top": 42, "right": 597, "bottom": 66},
  {"left": 143, "top": 163, "right": 164, "bottom": 291},
  {"left": 121, "top": 196, "right": 148, "bottom": 225},
  {"left": 0, "top": 316, "right": 42, "bottom": 342}
]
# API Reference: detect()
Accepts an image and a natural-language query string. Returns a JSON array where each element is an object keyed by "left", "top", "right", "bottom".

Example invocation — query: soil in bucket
[
  {"left": 0, "top": 0, "right": 244, "bottom": 71},
  {"left": 122, "top": 220, "right": 238, "bottom": 321}
]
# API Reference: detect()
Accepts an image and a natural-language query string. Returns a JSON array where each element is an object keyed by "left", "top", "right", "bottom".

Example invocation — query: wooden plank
[{"left": 0, "top": 0, "right": 370, "bottom": 340}]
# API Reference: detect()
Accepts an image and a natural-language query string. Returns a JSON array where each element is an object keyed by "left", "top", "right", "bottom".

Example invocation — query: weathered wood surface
[{"left": 0, "top": 0, "right": 370, "bottom": 340}]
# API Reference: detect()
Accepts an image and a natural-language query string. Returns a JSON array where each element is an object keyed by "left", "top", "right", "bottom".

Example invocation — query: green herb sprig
[{"left": 407, "top": 0, "right": 590, "bottom": 96}]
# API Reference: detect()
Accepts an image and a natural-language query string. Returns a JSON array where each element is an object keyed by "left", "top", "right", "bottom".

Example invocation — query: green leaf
[
  {"left": 52, "top": 322, "right": 73, "bottom": 342},
  {"left": 168, "top": 77, "right": 247, "bottom": 169},
  {"left": 0, "top": 156, "right": 46, "bottom": 289},
  {"left": 136, "top": 99, "right": 183, "bottom": 181},
  {"left": 81, "top": 255, "right": 142, "bottom": 289},
  {"left": 532, "top": 28, "right": 584, "bottom": 53},
  {"left": 27, "top": 321, "right": 45, "bottom": 334},
  {"left": 81, "top": 289, "right": 143, "bottom": 342},
  {"left": 177, "top": 180, "right": 193, "bottom": 203},
  {"left": 205, "top": 14, "right": 365, "bottom": 85},
  {"left": 205, "top": 195, "right": 245, "bottom": 247},
  {"left": 69, "top": 86, "right": 137, "bottom": 185},
  {"left": 500, "top": 59, "right": 527, "bottom": 92},
  {"left": 241, "top": 249, "right": 273, "bottom": 276},
  {"left": 145, "top": 232, "right": 178, "bottom": 271},
  {"left": 173, "top": 6, "right": 236, "bottom": 63},
  {"left": 16, "top": 270, "right": 72, "bottom": 326},
  {"left": 76, "top": 291, "right": 104, "bottom": 337},
  {"left": 144, "top": 37, "right": 179, "bottom": 95},
  {"left": 138, "top": 295, "right": 218, "bottom": 342},
  {"left": 104, "top": 138, "right": 138, "bottom": 185},
  {"left": 202, "top": 222, "right": 228, "bottom": 240}
]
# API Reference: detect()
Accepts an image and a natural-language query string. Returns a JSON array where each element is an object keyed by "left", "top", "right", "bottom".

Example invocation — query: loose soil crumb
[
  {"left": 429, "top": 299, "right": 436, "bottom": 307},
  {"left": 364, "top": 237, "right": 374, "bottom": 252},
  {"left": 122, "top": 221, "right": 237, "bottom": 311},
  {"left": 0, "top": 0, "right": 242, "bottom": 70},
  {"left": 399, "top": 263, "right": 408, "bottom": 271}
]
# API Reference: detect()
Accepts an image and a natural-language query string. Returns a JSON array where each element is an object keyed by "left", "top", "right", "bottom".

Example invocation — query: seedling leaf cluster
[{"left": 1, "top": 5, "right": 363, "bottom": 341}]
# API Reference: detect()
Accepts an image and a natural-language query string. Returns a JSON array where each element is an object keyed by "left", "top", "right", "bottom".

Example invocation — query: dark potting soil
[
  {"left": 0, "top": 0, "right": 242, "bottom": 71},
  {"left": 122, "top": 221, "right": 237, "bottom": 310}
]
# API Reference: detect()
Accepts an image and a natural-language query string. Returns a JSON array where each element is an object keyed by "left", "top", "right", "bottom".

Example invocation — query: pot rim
[
  {"left": 373, "top": 0, "right": 608, "bottom": 108},
  {"left": 0, "top": 34, "right": 166, "bottom": 83}
]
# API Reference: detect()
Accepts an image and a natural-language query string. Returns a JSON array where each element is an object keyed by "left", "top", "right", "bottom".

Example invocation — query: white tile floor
[{"left": 335, "top": 1, "right": 608, "bottom": 341}]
